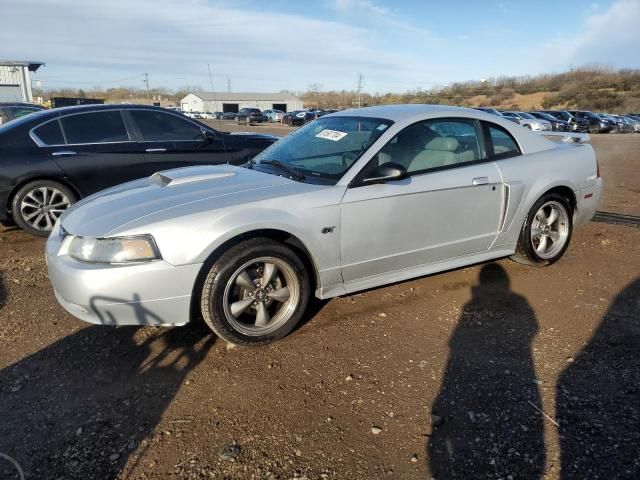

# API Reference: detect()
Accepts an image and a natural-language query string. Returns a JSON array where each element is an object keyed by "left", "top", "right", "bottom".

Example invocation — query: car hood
[
  {"left": 60, "top": 165, "right": 317, "bottom": 237},
  {"left": 226, "top": 131, "right": 280, "bottom": 141}
]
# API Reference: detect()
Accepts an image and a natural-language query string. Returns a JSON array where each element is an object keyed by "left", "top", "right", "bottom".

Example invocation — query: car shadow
[
  {"left": 427, "top": 263, "right": 545, "bottom": 479},
  {"left": 0, "top": 295, "right": 215, "bottom": 479},
  {"left": 557, "top": 277, "right": 640, "bottom": 479}
]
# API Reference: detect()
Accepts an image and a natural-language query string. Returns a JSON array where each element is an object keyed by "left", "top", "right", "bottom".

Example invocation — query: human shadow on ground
[
  {"left": 557, "top": 277, "right": 640, "bottom": 479},
  {"left": 0, "top": 272, "right": 5, "bottom": 311},
  {"left": 0, "top": 316, "right": 215, "bottom": 479},
  {"left": 427, "top": 263, "right": 545, "bottom": 479}
]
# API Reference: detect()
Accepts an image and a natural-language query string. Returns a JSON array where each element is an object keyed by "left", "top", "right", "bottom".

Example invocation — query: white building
[
  {"left": 0, "top": 60, "right": 45, "bottom": 102},
  {"left": 180, "top": 91, "right": 303, "bottom": 113}
]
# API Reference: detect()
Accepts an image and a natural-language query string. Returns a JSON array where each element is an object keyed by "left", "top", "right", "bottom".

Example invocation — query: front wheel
[
  {"left": 511, "top": 193, "right": 573, "bottom": 266},
  {"left": 11, "top": 180, "right": 76, "bottom": 237},
  {"left": 200, "top": 238, "right": 311, "bottom": 346}
]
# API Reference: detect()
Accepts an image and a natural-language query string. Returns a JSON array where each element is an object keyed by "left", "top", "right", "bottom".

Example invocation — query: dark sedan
[
  {"left": 529, "top": 111, "right": 570, "bottom": 131},
  {"left": 0, "top": 104, "right": 278, "bottom": 236},
  {"left": 567, "top": 110, "right": 613, "bottom": 134},
  {"left": 540, "top": 110, "right": 590, "bottom": 133},
  {"left": 283, "top": 110, "right": 315, "bottom": 126},
  {"left": 234, "top": 108, "right": 266, "bottom": 125},
  {"left": 0, "top": 102, "right": 47, "bottom": 125}
]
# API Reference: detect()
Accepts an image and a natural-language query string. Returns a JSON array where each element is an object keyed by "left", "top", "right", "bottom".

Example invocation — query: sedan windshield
[
  {"left": 517, "top": 112, "right": 536, "bottom": 119},
  {"left": 252, "top": 116, "right": 393, "bottom": 184}
]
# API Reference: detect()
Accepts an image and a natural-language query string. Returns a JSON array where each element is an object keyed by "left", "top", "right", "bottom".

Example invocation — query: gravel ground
[{"left": 0, "top": 128, "right": 638, "bottom": 479}]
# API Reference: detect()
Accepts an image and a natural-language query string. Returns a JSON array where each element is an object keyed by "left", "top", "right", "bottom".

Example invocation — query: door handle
[
  {"left": 472, "top": 176, "right": 490, "bottom": 186},
  {"left": 51, "top": 150, "right": 77, "bottom": 157},
  {"left": 145, "top": 148, "right": 167, "bottom": 153}
]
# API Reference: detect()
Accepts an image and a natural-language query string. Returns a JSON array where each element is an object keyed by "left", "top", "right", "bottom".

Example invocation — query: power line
[{"left": 143, "top": 73, "right": 150, "bottom": 98}]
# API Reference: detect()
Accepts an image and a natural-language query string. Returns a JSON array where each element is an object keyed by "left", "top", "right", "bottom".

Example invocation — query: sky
[{"left": 1, "top": 0, "right": 639, "bottom": 93}]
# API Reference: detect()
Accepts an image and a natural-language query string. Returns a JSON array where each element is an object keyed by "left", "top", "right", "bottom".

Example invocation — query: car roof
[
  {"left": 0, "top": 102, "right": 46, "bottom": 108},
  {"left": 329, "top": 104, "right": 481, "bottom": 122},
  {"left": 47, "top": 104, "right": 170, "bottom": 114}
]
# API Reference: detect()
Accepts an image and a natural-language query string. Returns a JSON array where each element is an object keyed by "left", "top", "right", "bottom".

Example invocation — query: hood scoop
[{"left": 150, "top": 167, "right": 237, "bottom": 187}]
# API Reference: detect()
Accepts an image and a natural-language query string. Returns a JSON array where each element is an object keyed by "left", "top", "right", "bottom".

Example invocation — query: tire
[
  {"left": 11, "top": 180, "right": 76, "bottom": 237},
  {"left": 511, "top": 193, "right": 573, "bottom": 267},
  {"left": 589, "top": 124, "right": 599, "bottom": 134},
  {"left": 246, "top": 117, "right": 251, "bottom": 126},
  {"left": 235, "top": 117, "right": 240, "bottom": 125},
  {"left": 200, "top": 238, "right": 311, "bottom": 346}
]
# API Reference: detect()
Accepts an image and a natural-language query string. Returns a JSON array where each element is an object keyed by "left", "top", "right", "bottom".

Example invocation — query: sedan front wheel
[{"left": 200, "top": 238, "right": 310, "bottom": 345}]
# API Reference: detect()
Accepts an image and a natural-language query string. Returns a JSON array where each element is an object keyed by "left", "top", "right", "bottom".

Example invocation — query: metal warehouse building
[
  {"left": 180, "top": 91, "right": 303, "bottom": 113},
  {"left": 0, "top": 60, "right": 45, "bottom": 102}
]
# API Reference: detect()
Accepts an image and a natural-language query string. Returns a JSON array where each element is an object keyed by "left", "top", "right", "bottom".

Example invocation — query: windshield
[
  {"left": 518, "top": 112, "right": 536, "bottom": 119},
  {"left": 253, "top": 116, "right": 393, "bottom": 185}
]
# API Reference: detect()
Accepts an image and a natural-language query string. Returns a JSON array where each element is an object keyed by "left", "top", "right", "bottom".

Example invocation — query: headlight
[{"left": 69, "top": 235, "right": 160, "bottom": 263}]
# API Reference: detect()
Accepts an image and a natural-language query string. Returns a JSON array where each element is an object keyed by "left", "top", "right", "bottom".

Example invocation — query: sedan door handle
[
  {"left": 145, "top": 148, "right": 167, "bottom": 153},
  {"left": 51, "top": 150, "right": 77, "bottom": 157},
  {"left": 472, "top": 176, "right": 490, "bottom": 186}
]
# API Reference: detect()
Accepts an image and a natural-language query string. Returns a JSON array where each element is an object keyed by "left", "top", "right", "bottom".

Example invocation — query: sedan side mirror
[
  {"left": 202, "top": 129, "right": 216, "bottom": 142},
  {"left": 361, "top": 162, "right": 408, "bottom": 185}
]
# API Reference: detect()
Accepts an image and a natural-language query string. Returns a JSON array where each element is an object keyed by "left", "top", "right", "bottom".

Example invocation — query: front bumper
[{"left": 46, "top": 226, "right": 202, "bottom": 326}]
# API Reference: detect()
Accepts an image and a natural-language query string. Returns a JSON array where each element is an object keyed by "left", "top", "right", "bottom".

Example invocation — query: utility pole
[
  {"left": 143, "top": 73, "right": 150, "bottom": 98},
  {"left": 227, "top": 77, "right": 231, "bottom": 93},
  {"left": 356, "top": 73, "right": 364, "bottom": 108}
]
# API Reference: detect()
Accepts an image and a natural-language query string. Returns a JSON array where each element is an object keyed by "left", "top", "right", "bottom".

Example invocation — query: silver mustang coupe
[{"left": 46, "top": 105, "right": 602, "bottom": 345}]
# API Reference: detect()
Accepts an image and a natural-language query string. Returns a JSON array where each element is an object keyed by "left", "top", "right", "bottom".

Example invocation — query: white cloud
[
  {"left": 2, "top": 0, "right": 449, "bottom": 92},
  {"left": 536, "top": 0, "right": 640, "bottom": 71}
]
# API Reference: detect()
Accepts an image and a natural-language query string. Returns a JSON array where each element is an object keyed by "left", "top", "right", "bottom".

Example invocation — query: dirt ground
[{"left": 0, "top": 128, "right": 638, "bottom": 479}]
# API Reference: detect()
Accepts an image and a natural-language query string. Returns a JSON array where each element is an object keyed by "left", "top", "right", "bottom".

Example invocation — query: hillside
[{"left": 32, "top": 66, "right": 640, "bottom": 114}]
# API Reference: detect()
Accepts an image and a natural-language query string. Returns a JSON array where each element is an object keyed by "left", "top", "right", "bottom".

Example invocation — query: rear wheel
[
  {"left": 200, "top": 238, "right": 311, "bottom": 346},
  {"left": 11, "top": 180, "right": 76, "bottom": 237},
  {"left": 246, "top": 117, "right": 251, "bottom": 126},
  {"left": 511, "top": 193, "right": 573, "bottom": 266}
]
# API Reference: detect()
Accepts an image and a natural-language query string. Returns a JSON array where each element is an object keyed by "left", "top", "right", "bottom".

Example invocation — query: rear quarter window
[
  {"left": 33, "top": 120, "right": 65, "bottom": 146},
  {"left": 483, "top": 122, "right": 521, "bottom": 159}
]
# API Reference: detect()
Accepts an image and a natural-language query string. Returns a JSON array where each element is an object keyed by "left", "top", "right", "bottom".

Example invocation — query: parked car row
[{"left": 473, "top": 106, "right": 640, "bottom": 134}]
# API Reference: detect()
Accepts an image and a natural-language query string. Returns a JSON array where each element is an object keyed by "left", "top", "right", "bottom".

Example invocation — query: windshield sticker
[
  {"left": 376, "top": 124, "right": 389, "bottom": 131},
  {"left": 316, "top": 129, "right": 348, "bottom": 141}
]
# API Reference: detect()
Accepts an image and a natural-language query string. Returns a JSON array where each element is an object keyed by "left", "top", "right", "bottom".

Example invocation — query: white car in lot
[
  {"left": 503, "top": 111, "right": 552, "bottom": 131},
  {"left": 46, "top": 105, "right": 602, "bottom": 345}
]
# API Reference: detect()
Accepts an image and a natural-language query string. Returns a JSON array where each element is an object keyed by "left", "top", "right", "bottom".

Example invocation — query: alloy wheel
[
  {"left": 20, "top": 186, "right": 71, "bottom": 232},
  {"left": 222, "top": 256, "right": 300, "bottom": 336},
  {"left": 530, "top": 201, "right": 570, "bottom": 259}
]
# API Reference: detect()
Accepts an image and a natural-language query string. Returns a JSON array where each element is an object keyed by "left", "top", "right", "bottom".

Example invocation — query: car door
[
  {"left": 126, "top": 109, "right": 229, "bottom": 173},
  {"left": 340, "top": 118, "right": 504, "bottom": 283},
  {"left": 38, "top": 110, "right": 148, "bottom": 196}
]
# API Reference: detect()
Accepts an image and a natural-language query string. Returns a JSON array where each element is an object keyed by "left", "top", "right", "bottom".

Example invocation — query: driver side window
[{"left": 377, "top": 119, "right": 483, "bottom": 174}]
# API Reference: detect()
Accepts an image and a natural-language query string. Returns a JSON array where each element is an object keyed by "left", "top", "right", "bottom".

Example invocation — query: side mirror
[
  {"left": 361, "top": 162, "right": 408, "bottom": 185},
  {"left": 202, "top": 129, "right": 216, "bottom": 142}
]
